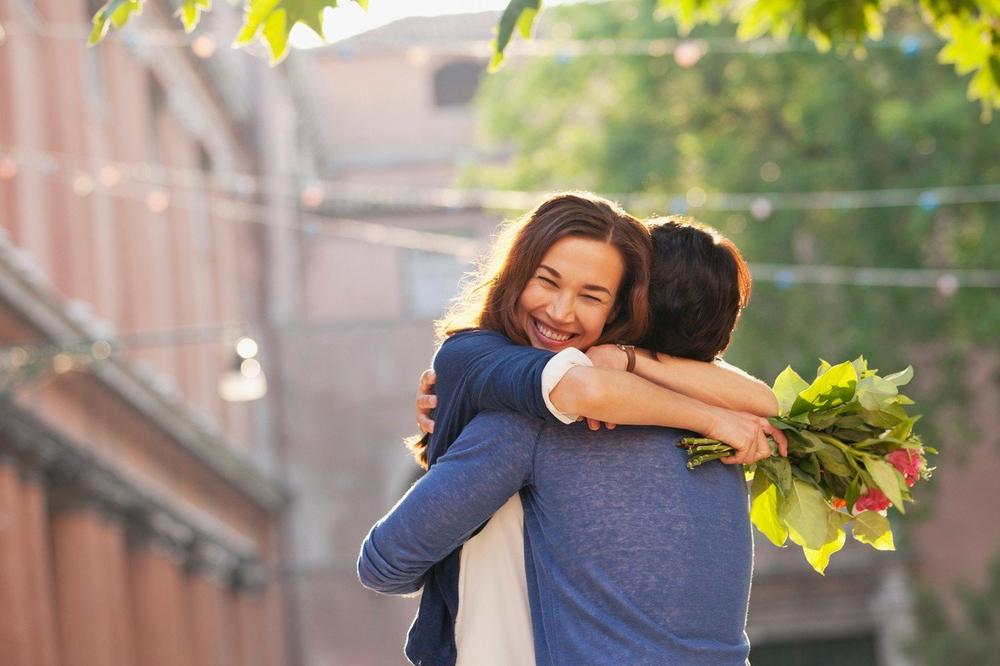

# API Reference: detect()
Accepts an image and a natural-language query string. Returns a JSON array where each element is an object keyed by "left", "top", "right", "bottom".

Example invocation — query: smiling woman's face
[{"left": 517, "top": 235, "right": 625, "bottom": 353}]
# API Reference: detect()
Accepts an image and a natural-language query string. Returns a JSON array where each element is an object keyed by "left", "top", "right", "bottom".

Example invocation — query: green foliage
[
  {"left": 83, "top": 1, "right": 1000, "bottom": 110},
  {"left": 488, "top": 0, "right": 1000, "bottom": 115},
  {"left": 468, "top": 0, "right": 1000, "bottom": 459}
]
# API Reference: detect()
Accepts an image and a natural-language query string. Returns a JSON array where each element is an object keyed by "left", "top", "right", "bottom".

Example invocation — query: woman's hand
[
  {"left": 415, "top": 369, "right": 437, "bottom": 434},
  {"left": 704, "top": 406, "right": 789, "bottom": 465}
]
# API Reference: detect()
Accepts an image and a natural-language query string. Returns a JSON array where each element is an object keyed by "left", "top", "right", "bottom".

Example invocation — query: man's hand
[
  {"left": 704, "top": 406, "right": 788, "bottom": 466},
  {"left": 416, "top": 369, "right": 436, "bottom": 435}
]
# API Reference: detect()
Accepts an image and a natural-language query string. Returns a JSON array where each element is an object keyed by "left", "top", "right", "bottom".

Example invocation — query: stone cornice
[{"left": 0, "top": 400, "right": 262, "bottom": 577}]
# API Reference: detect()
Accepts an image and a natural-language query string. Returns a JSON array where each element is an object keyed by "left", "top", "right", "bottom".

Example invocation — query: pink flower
[
  {"left": 887, "top": 449, "right": 921, "bottom": 487},
  {"left": 855, "top": 487, "right": 892, "bottom": 512}
]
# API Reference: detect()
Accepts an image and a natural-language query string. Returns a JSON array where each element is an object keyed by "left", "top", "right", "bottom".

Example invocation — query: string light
[
  {"left": 145, "top": 189, "right": 171, "bottom": 213},
  {"left": 1, "top": 149, "right": 999, "bottom": 287},
  {"left": 750, "top": 197, "right": 774, "bottom": 220},
  {"left": 0, "top": 157, "right": 17, "bottom": 180},
  {"left": 190, "top": 34, "right": 217, "bottom": 59},
  {"left": 674, "top": 40, "right": 706, "bottom": 67},
  {"left": 299, "top": 183, "right": 324, "bottom": 209},
  {"left": 7, "top": 145, "right": 999, "bottom": 217}
]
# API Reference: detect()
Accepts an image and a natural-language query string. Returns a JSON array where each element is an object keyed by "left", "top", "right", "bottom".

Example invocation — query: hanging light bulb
[
  {"left": 674, "top": 40, "right": 706, "bottom": 68},
  {"left": 98, "top": 164, "right": 122, "bottom": 188},
  {"left": 219, "top": 336, "right": 267, "bottom": 402},
  {"left": 191, "top": 35, "right": 217, "bottom": 59},
  {"left": 0, "top": 157, "right": 17, "bottom": 180}
]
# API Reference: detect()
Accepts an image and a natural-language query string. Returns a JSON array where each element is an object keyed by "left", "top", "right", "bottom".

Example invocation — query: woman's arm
[
  {"left": 432, "top": 331, "right": 562, "bottom": 422},
  {"left": 585, "top": 344, "right": 778, "bottom": 417},
  {"left": 548, "top": 367, "right": 785, "bottom": 464}
]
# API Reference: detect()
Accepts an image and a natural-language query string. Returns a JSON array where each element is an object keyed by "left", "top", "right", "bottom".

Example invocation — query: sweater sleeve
[
  {"left": 433, "top": 331, "right": 561, "bottom": 423},
  {"left": 357, "top": 412, "right": 541, "bottom": 595}
]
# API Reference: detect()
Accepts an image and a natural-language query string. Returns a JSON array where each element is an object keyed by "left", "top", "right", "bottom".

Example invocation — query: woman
[{"left": 365, "top": 193, "right": 783, "bottom": 664}]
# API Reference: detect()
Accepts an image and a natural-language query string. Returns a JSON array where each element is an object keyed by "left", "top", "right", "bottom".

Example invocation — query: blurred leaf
[
  {"left": 179, "top": 0, "right": 212, "bottom": 33},
  {"left": 234, "top": 0, "right": 343, "bottom": 64},
  {"left": 88, "top": 0, "right": 143, "bottom": 46},
  {"left": 490, "top": 0, "right": 541, "bottom": 72}
]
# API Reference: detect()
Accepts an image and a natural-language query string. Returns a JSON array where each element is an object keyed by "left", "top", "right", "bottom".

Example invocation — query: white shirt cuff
[{"left": 541, "top": 348, "right": 594, "bottom": 424}]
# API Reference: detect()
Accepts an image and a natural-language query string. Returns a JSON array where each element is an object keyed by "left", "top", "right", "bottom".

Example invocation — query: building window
[{"left": 432, "top": 60, "right": 483, "bottom": 108}]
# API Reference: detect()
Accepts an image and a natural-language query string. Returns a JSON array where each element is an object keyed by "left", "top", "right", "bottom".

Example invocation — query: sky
[{"left": 290, "top": 0, "right": 584, "bottom": 48}]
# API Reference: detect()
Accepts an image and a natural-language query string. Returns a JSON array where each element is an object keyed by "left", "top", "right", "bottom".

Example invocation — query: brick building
[{"left": 0, "top": 0, "right": 298, "bottom": 664}]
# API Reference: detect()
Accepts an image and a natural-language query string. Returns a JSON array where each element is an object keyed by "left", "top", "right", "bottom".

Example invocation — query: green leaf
[
  {"left": 779, "top": 478, "right": 830, "bottom": 550},
  {"left": 234, "top": 0, "right": 335, "bottom": 65},
  {"left": 803, "top": 512, "right": 850, "bottom": 574},
  {"left": 883, "top": 365, "right": 914, "bottom": 387},
  {"left": 750, "top": 474, "right": 788, "bottom": 547},
  {"left": 789, "top": 360, "right": 858, "bottom": 416},
  {"left": 490, "top": 0, "right": 542, "bottom": 72},
  {"left": 855, "top": 375, "right": 900, "bottom": 411},
  {"left": 178, "top": 0, "right": 211, "bottom": 33},
  {"left": 88, "top": 0, "right": 143, "bottom": 46},
  {"left": 865, "top": 457, "right": 906, "bottom": 513},
  {"left": 852, "top": 510, "right": 895, "bottom": 550},
  {"left": 771, "top": 366, "right": 809, "bottom": 416},
  {"left": 808, "top": 435, "right": 853, "bottom": 478},
  {"left": 756, "top": 454, "right": 792, "bottom": 497}
]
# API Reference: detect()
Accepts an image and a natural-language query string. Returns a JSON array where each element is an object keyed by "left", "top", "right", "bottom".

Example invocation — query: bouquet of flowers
[{"left": 679, "top": 357, "right": 935, "bottom": 574}]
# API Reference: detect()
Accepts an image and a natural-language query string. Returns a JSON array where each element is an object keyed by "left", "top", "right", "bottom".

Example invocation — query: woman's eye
[
  {"left": 538, "top": 276, "right": 557, "bottom": 286},
  {"left": 582, "top": 294, "right": 602, "bottom": 302}
]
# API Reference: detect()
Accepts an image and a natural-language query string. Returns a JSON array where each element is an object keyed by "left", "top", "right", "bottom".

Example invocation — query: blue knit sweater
[{"left": 359, "top": 411, "right": 753, "bottom": 665}]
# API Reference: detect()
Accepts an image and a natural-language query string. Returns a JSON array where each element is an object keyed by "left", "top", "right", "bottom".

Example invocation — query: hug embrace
[{"left": 358, "top": 192, "right": 789, "bottom": 665}]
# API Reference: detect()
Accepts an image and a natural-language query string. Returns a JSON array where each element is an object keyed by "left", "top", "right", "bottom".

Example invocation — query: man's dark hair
[{"left": 639, "top": 216, "right": 751, "bottom": 362}]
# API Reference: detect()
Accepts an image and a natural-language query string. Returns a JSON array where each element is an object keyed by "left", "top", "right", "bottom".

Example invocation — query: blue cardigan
[
  {"left": 405, "top": 330, "right": 562, "bottom": 665},
  {"left": 359, "top": 411, "right": 753, "bottom": 665}
]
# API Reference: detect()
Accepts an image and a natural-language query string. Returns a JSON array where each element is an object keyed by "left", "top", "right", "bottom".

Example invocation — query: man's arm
[{"left": 358, "top": 412, "right": 539, "bottom": 595}]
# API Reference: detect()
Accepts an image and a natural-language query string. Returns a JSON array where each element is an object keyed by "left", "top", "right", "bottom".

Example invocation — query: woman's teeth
[{"left": 535, "top": 320, "right": 572, "bottom": 342}]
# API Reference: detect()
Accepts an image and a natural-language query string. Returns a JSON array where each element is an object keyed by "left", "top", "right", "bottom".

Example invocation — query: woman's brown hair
[
  {"left": 406, "top": 192, "right": 652, "bottom": 468},
  {"left": 640, "top": 216, "right": 751, "bottom": 362}
]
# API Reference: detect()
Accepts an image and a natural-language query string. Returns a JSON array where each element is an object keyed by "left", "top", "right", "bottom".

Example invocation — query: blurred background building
[
  {"left": 2, "top": 1, "right": 998, "bottom": 665},
  {"left": 0, "top": 0, "right": 295, "bottom": 663}
]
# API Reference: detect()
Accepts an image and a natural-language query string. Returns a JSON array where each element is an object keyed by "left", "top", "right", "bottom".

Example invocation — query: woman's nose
[{"left": 546, "top": 292, "right": 574, "bottom": 324}]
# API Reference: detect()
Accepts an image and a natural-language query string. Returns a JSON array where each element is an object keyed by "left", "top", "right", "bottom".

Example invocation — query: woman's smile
[{"left": 531, "top": 317, "right": 577, "bottom": 347}]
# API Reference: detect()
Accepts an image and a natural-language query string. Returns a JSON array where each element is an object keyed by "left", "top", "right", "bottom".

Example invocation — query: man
[{"left": 359, "top": 218, "right": 778, "bottom": 664}]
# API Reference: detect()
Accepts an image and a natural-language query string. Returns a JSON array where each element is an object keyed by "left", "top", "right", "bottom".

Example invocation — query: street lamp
[{"left": 218, "top": 336, "right": 267, "bottom": 402}]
